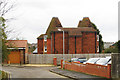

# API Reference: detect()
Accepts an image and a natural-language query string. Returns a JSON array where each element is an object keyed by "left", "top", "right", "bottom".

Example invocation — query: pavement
[
  {"left": 3, "top": 64, "right": 54, "bottom": 67},
  {"left": 2, "top": 66, "right": 72, "bottom": 80},
  {"left": 2, "top": 64, "right": 111, "bottom": 80},
  {"left": 49, "top": 68, "right": 110, "bottom": 80}
]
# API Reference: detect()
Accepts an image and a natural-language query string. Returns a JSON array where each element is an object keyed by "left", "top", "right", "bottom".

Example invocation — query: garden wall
[{"left": 63, "top": 61, "right": 111, "bottom": 78}]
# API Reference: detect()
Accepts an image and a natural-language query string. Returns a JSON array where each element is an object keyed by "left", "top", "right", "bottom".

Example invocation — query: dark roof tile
[
  {"left": 37, "top": 34, "right": 45, "bottom": 39},
  {"left": 51, "top": 27, "right": 96, "bottom": 36},
  {"left": 78, "top": 17, "right": 93, "bottom": 27},
  {"left": 46, "top": 17, "right": 62, "bottom": 38}
]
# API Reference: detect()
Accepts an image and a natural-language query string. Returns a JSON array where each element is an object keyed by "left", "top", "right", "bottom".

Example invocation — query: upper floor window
[
  {"left": 97, "top": 35, "right": 99, "bottom": 41},
  {"left": 44, "top": 35, "right": 47, "bottom": 41}
]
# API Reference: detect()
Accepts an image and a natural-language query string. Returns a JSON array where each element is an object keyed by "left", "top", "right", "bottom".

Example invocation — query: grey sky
[{"left": 5, "top": 0, "right": 119, "bottom": 43}]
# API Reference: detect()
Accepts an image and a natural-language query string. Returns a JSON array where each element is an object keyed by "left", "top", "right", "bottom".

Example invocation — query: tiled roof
[
  {"left": 37, "top": 34, "right": 45, "bottom": 39},
  {"left": 6, "top": 40, "right": 28, "bottom": 48},
  {"left": 62, "top": 28, "right": 82, "bottom": 36},
  {"left": 78, "top": 17, "right": 93, "bottom": 27},
  {"left": 46, "top": 17, "right": 62, "bottom": 38},
  {"left": 37, "top": 17, "right": 97, "bottom": 38},
  {"left": 51, "top": 27, "right": 97, "bottom": 36}
]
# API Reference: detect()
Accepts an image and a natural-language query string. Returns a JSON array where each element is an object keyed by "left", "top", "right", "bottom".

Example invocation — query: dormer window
[{"left": 44, "top": 35, "right": 47, "bottom": 41}]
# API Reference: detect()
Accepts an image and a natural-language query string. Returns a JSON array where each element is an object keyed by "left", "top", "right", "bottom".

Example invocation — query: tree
[
  {"left": 104, "top": 40, "right": 120, "bottom": 53},
  {"left": 91, "top": 23, "right": 104, "bottom": 53},
  {"left": 0, "top": 17, "right": 10, "bottom": 62},
  {"left": 117, "top": 40, "right": 120, "bottom": 53},
  {"left": 0, "top": 0, "right": 15, "bottom": 62},
  {"left": 28, "top": 43, "right": 36, "bottom": 53},
  {"left": 0, "top": 0, "right": 14, "bottom": 17}
]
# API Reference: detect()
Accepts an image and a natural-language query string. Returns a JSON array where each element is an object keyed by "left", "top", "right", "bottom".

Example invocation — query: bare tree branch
[{"left": 0, "top": 0, "right": 15, "bottom": 17}]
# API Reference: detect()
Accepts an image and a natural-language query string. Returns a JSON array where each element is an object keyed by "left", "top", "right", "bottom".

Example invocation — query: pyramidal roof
[
  {"left": 77, "top": 17, "right": 93, "bottom": 27},
  {"left": 46, "top": 17, "right": 62, "bottom": 38}
]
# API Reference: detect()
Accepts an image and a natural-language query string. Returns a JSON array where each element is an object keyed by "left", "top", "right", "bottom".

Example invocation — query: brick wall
[
  {"left": 47, "top": 38, "right": 51, "bottom": 54},
  {"left": 63, "top": 61, "right": 111, "bottom": 78},
  {"left": 51, "top": 33, "right": 54, "bottom": 54},
  {"left": 69, "top": 37, "right": 75, "bottom": 54},
  {"left": 37, "top": 39, "right": 43, "bottom": 54},
  {"left": 76, "top": 37, "right": 82, "bottom": 54},
  {"left": 38, "top": 32, "right": 97, "bottom": 54},
  {"left": 55, "top": 32, "right": 63, "bottom": 54},
  {"left": 51, "top": 32, "right": 69, "bottom": 54},
  {"left": 50, "top": 32, "right": 97, "bottom": 54},
  {"left": 65, "top": 33, "right": 69, "bottom": 54},
  {"left": 82, "top": 32, "right": 96, "bottom": 53},
  {"left": 68, "top": 32, "right": 96, "bottom": 54}
]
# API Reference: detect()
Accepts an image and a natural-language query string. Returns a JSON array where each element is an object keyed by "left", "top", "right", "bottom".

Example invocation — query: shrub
[{"left": 0, "top": 71, "right": 9, "bottom": 80}]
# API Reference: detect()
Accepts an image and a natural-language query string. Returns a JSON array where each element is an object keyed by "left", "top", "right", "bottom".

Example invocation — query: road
[{"left": 2, "top": 66, "right": 72, "bottom": 80}]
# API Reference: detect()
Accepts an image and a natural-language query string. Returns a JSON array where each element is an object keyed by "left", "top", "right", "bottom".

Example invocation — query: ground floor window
[
  {"left": 97, "top": 46, "right": 99, "bottom": 52},
  {"left": 44, "top": 46, "right": 47, "bottom": 52}
]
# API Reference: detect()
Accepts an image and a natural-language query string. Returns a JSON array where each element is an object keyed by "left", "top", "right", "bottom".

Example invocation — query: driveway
[{"left": 2, "top": 66, "right": 72, "bottom": 79}]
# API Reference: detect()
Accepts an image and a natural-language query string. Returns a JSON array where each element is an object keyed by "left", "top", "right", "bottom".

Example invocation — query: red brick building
[{"left": 37, "top": 17, "right": 99, "bottom": 54}]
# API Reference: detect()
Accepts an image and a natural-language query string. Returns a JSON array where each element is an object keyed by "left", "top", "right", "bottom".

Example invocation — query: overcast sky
[{"left": 5, "top": 0, "right": 119, "bottom": 43}]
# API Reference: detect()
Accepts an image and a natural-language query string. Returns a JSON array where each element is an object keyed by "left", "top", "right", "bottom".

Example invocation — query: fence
[
  {"left": 28, "top": 54, "right": 111, "bottom": 64},
  {"left": 63, "top": 61, "right": 111, "bottom": 78}
]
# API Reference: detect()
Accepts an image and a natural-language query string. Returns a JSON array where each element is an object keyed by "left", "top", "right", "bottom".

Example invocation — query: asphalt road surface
[{"left": 2, "top": 66, "right": 72, "bottom": 80}]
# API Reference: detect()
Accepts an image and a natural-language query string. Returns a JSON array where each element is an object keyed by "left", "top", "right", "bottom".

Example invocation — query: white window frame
[
  {"left": 97, "top": 46, "right": 99, "bottom": 52},
  {"left": 44, "top": 35, "right": 47, "bottom": 41},
  {"left": 44, "top": 46, "right": 47, "bottom": 52},
  {"left": 97, "top": 35, "right": 99, "bottom": 41}
]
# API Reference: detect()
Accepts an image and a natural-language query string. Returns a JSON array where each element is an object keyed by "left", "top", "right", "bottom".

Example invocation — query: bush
[
  {"left": 0, "top": 71, "right": 9, "bottom": 80},
  {"left": 104, "top": 40, "right": 119, "bottom": 53}
]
